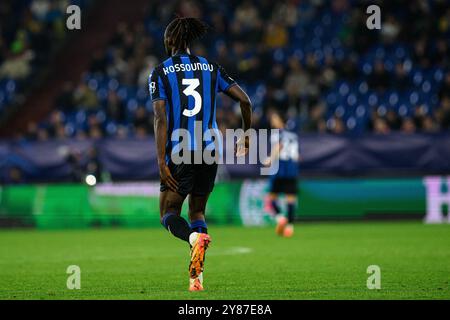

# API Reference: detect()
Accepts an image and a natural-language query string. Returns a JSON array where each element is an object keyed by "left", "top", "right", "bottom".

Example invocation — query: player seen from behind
[
  {"left": 149, "top": 17, "right": 252, "bottom": 291},
  {"left": 264, "top": 111, "right": 300, "bottom": 237}
]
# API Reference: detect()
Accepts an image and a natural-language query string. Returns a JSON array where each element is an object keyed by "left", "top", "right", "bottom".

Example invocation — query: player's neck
[{"left": 173, "top": 48, "right": 191, "bottom": 56}]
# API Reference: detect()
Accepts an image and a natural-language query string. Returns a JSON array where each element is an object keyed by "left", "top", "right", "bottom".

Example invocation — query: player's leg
[
  {"left": 283, "top": 178, "right": 298, "bottom": 237},
  {"left": 283, "top": 194, "right": 297, "bottom": 237},
  {"left": 189, "top": 193, "right": 211, "bottom": 291},
  {"left": 188, "top": 193, "right": 210, "bottom": 234},
  {"left": 186, "top": 163, "right": 217, "bottom": 291},
  {"left": 267, "top": 177, "right": 282, "bottom": 216},
  {"left": 159, "top": 161, "right": 195, "bottom": 244},
  {"left": 273, "top": 194, "right": 288, "bottom": 236},
  {"left": 186, "top": 193, "right": 210, "bottom": 291},
  {"left": 159, "top": 190, "right": 192, "bottom": 243},
  {"left": 267, "top": 192, "right": 282, "bottom": 216},
  {"left": 286, "top": 194, "right": 297, "bottom": 224},
  {"left": 269, "top": 178, "right": 288, "bottom": 235}
]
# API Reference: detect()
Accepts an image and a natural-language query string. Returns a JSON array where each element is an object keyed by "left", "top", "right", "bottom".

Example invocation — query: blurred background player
[
  {"left": 264, "top": 111, "right": 300, "bottom": 237},
  {"left": 150, "top": 17, "right": 252, "bottom": 291}
]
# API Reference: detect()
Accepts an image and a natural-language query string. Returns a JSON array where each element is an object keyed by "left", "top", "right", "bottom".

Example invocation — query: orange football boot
[
  {"left": 275, "top": 216, "right": 288, "bottom": 236},
  {"left": 189, "top": 277, "right": 204, "bottom": 292},
  {"left": 283, "top": 224, "right": 294, "bottom": 238},
  {"left": 189, "top": 234, "right": 211, "bottom": 280}
]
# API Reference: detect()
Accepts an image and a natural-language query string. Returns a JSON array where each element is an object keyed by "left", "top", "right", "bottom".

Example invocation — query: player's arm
[
  {"left": 224, "top": 85, "right": 252, "bottom": 156},
  {"left": 216, "top": 64, "right": 252, "bottom": 156},
  {"left": 153, "top": 99, "right": 178, "bottom": 192},
  {"left": 225, "top": 85, "right": 252, "bottom": 156},
  {"left": 224, "top": 85, "right": 252, "bottom": 131},
  {"left": 150, "top": 69, "right": 178, "bottom": 192}
]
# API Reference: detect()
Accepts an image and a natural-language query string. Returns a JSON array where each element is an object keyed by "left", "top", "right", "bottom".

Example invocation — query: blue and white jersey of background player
[{"left": 271, "top": 129, "right": 300, "bottom": 178}]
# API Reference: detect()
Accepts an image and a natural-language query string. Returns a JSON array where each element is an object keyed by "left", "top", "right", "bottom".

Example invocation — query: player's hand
[
  {"left": 159, "top": 165, "right": 178, "bottom": 192},
  {"left": 262, "top": 157, "right": 271, "bottom": 167},
  {"left": 235, "top": 135, "right": 250, "bottom": 157}
]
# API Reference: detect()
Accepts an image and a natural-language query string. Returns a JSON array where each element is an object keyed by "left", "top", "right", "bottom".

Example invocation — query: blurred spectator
[
  {"left": 386, "top": 110, "right": 402, "bottom": 130},
  {"left": 435, "top": 96, "right": 450, "bottom": 129},
  {"left": 133, "top": 107, "right": 152, "bottom": 138},
  {"left": 0, "top": 49, "right": 34, "bottom": 80},
  {"left": 368, "top": 61, "right": 390, "bottom": 92},
  {"left": 401, "top": 118, "right": 417, "bottom": 134},
  {"left": 25, "top": 122, "right": 38, "bottom": 140},
  {"left": 329, "top": 117, "right": 346, "bottom": 134},
  {"left": 264, "top": 21, "right": 288, "bottom": 49},
  {"left": 381, "top": 14, "right": 401, "bottom": 44},
  {"left": 73, "top": 83, "right": 99, "bottom": 110},
  {"left": 303, "top": 104, "right": 326, "bottom": 133},
  {"left": 106, "top": 91, "right": 126, "bottom": 123},
  {"left": 421, "top": 116, "right": 439, "bottom": 133},
  {"left": 392, "top": 63, "right": 410, "bottom": 91},
  {"left": 373, "top": 117, "right": 391, "bottom": 135}
]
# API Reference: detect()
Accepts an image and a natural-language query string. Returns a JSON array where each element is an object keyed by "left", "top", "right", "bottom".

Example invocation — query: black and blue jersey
[
  {"left": 149, "top": 53, "right": 236, "bottom": 159},
  {"left": 271, "top": 129, "right": 300, "bottom": 179}
]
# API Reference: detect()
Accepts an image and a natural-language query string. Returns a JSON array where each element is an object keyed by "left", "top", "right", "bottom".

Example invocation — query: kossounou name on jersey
[{"left": 149, "top": 53, "right": 236, "bottom": 162}]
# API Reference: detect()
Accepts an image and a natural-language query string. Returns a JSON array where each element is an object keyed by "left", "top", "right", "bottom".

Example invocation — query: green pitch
[{"left": 0, "top": 222, "right": 449, "bottom": 300}]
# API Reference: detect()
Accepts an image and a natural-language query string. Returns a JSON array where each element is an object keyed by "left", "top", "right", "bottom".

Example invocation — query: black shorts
[
  {"left": 161, "top": 160, "right": 218, "bottom": 197},
  {"left": 269, "top": 177, "right": 298, "bottom": 195}
]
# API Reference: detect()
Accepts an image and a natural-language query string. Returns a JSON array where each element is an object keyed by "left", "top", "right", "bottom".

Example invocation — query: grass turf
[{"left": 0, "top": 221, "right": 449, "bottom": 300}]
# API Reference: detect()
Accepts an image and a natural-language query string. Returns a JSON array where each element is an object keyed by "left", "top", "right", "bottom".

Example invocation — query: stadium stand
[
  {"left": 9, "top": 0, "right": 446, "bottom": 141},
  {"left": 0, "top": 0, "right": 449, "bottom": 183},
  {"left": 0, "top": 0, "right": 91, "bottom": 120}
]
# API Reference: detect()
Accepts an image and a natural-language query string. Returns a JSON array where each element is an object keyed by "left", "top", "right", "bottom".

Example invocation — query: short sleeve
[
  {"left": 149, "top": 69, "right": 166, "bottom": 102},
  {"left": 217, "top": 64, "right": 237, "bottom": 92}
]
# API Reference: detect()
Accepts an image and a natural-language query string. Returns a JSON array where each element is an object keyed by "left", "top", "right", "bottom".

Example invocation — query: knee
[{"left": 160, "top": 199, "right": 183, "bottom": 225}]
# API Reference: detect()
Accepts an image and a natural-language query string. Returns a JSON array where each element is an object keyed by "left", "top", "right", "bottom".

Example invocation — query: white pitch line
[
  {"left": 207, "top": 247, "right": 253, "bottom": 256},
  {"left": 0, "top": 247, "right": 255, "bottom": 265}
]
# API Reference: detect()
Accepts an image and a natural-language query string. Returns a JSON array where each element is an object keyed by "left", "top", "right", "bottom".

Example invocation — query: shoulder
[
  {"left": 149, "top": 61, "right": 167, "bottom": 78},
  {"left": 192, "top": 55, "right": 220, "bottom": 69},
  {"left": 192, "top": 54, "right": 212, "bottom": 63}
]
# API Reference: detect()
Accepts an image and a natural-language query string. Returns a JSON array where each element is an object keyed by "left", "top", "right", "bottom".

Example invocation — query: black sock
[
  {"left": 161, "top": 213, "right": 192, "bottom": 243},
  {"left": 271, "top": 200, "right": 281, "bottom": 214},
  {"left": 287, "top": 203, "right": 295, "bottom": 223}
]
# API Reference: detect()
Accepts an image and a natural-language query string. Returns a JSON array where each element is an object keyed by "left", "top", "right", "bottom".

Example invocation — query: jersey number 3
[{"left": 182, "top": 78, "right": 202, "bottom": 117}]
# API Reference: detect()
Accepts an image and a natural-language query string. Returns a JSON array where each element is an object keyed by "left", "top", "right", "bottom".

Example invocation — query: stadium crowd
[
  {"left": 0, "top": 0, "right": 89, "bottom": 117},
  {"left": 1, "top": 0, "right": 450, "bottom": 141}
]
